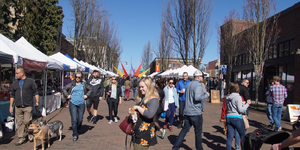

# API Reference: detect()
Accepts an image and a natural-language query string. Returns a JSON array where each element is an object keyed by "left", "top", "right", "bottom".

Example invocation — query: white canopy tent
[
  {"left": 149, "top": 72, "right": 159, "bottom": 77},
  {"left": 50, "top": 52, "right": 84, "bottom": 71},
  {"left": 174, "top": 65, "right": 188, "bottom": 77},
  {"left": 0, "top": 34, "right": 46, "bottom": 64},
  {"left": 15, "top": 37, "right": 67, "bottom": 70},
  {"left": 159, "top": 69, "right": 173, "bottom": 77}
]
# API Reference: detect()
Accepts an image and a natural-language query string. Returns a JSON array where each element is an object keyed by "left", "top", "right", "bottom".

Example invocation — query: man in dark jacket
[
  {"left": 131, "top": 76, "right": 139, "bottom": 100},
  {"left": 239, "top": 79, "right": 251, "bottom": 102},
  {"left": 120, "top": 75, "right": 126, "bottom": 98},
  {"left": 86, "top": 70, "right": 104, "bottom": 124},
  {"left": 10, "top": 67, "right": 39, "bottom": 146}
]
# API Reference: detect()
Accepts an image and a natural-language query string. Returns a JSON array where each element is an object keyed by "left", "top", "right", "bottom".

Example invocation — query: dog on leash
[
  {"left": 28, "top": 123, "right": 50, "bottom": 150},
  {"left": 39, "top": 120, "right": 63, "bottom": 141}
]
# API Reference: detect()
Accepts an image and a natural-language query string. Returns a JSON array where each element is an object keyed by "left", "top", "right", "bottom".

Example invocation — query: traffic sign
[{"left": 221, "top": 68, "right": 227, "bottom": 73}]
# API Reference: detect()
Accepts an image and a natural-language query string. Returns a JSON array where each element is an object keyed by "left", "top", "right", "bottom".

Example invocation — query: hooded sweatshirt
[{"left": 225, "top": 93, "right": 249, "bottom": 119}]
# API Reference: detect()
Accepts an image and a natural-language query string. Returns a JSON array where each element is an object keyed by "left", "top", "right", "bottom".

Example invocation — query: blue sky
[{"left": 58, "top": 0, "right": 299, "bottom": 72}]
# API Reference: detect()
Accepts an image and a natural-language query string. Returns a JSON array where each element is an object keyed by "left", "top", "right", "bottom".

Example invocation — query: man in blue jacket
[
  {"left": 173, "top": 70, "right": 209, "bottom": 150},
  {"left": 176, "top": 72, "right": 191, "bottom": 128}
]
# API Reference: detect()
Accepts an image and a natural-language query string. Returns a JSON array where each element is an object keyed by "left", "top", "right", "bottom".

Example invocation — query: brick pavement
[{"left": 1, "top": 92, "right": 299, "bottom": 150}]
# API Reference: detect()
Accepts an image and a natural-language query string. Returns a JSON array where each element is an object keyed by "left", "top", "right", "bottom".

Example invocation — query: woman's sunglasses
[{"left": 75, "top": 76, "right": 81, "bottom": 79}]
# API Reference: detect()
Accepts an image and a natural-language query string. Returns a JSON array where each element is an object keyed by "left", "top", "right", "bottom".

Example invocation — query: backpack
[{"left": 242, "top": 128, "right": 290, "bottom": 150}]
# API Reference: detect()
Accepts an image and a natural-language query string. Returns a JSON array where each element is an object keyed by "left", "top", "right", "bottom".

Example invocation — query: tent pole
[
  {"left": 44, "top": 70, "right": 47, "bottom": 116},
  {"left": 62, "top": 70, "right": 64, "bottom": 90}
]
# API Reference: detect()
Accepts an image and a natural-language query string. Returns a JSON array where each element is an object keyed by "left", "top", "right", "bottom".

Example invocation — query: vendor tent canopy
[
  {"left": 0, "top": 34, "right": 46, "bottom": 70},
  {"left": 149, "top": 72, "right": 159, "bottom": 77},
  {"left": 65, "top": 54, "right": 89, "bottom": 72},
  {"left": 15, "top": 37, "right": 69, "bottom": 70},
  {"left": 49, "top": 52, "right": 84, "bottom": 71},
  {"left": 0, "top": 51, "right": 13, "bottom": 64}
]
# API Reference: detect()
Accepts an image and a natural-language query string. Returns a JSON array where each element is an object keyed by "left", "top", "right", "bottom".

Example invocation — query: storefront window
[
  {"left": 268, "top": 48, "right": 273, "bottom": 59},
  {"left": 245, "top": 53, "right": 249, "bottom": 64},
  {"left": 290, "top": 40, "right": 295, "bottom": 55},
  {"left": 286, "top": 64, "right": 294, "bottom": 91},
  {"left": 173, "top": 63, "right": 176, "bottom": 68},
  {"left": 242, "top": 54, "right": 246, "bottom": 65},
  {"left": 279, "top": 43, "right": 284, "bottom": 57},
  {"left": 284, "top": 41, "right": 289, "bottom": 56},
  {"left": 273, "top": 46, "right": 277, "bottom": 58}
]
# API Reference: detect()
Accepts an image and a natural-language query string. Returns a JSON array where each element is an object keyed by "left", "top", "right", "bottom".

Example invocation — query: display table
[
  {"left": 0, "top": 101, "right": 11, "bottom": 124},
  {"left": 32, "top": 93, "right": 61, "bottom": 116}
]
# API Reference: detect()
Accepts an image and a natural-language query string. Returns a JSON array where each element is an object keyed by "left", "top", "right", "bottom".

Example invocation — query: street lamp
[{"left": 204, "top": 64, "right": 207, "bottom": 73}]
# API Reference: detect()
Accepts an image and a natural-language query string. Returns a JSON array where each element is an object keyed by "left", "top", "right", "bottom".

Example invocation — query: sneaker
[
  {"left": 15, "top": 139, "right": 26, "bottom": 146},
  {"left": 93, "top": 118, "right": 97, "bottom": 124},
  {"left": 267, "top": 124, "right": 274, "bottom": 129},
  {"left": 114, "top": 117, "right": 118, "bottom": 123},
  {"left": 235, "top": 145, "right": 240, "bottom": 150},
  {"left": 169, "top": 126, "right": 173, "bottom": 132},
  {"left": 87, "top": 113, "right": 92, "bottom": 120},
  {"left": 73, "top": 136, "right": 78, "bottom": 141},
  {"left": 161, "top": 129, "right": 166, "bottom": 139},
  {"left": 163, "top": 123, "right": 168, "bottom": 129},
  {"left": 108, "top": 120, "right": 113, "bottom": 124},
  {"left": 88, "top": 116, "right": 95, "bottom": 123},
  {"left": 278, "top": 127, "right": 282, "bottom": 131}
]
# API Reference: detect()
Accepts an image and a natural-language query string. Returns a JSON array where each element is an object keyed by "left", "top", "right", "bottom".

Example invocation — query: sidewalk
[{"left": 0, "top": 92, "right": 299, "bottom": 150}]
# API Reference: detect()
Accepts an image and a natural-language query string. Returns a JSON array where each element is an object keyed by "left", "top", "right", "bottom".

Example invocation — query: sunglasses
[
  {"left": 169, "top": 82, "right": 174, "bottom": 84},
  {"left": 75, "top": 76, "right": 81, "bottom": 79},
  {"left": 112, "top": 79, "right": 116, "bottom": 80}
]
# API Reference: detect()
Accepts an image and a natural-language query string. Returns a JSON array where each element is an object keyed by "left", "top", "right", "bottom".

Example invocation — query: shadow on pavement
[
  {"left": 167, "top": 135, "right": 192, "bottom": 150},
  {"left": 96, "top": 115, "right": 104, "bottom": 121},
  {"left": 78, "top": 125, "right": 94, "bottom": 135},
  {"left": 0, "top": 131, "right": 15, "bottom": 144},
  {"left": 203, "top": 132, "right": 226, "bottom": 150},
  {"left": 212, "top": 125, "right": 225, "bottom": 135}
]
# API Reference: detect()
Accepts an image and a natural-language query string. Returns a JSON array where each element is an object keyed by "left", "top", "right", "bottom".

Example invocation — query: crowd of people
[{"left": 8, "top": 67, "right": 295, "bottom": 150}]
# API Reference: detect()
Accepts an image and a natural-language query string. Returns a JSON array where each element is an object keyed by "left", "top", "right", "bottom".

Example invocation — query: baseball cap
[{"left": 194, "top": 70, "right": 203, "bottom": 77}]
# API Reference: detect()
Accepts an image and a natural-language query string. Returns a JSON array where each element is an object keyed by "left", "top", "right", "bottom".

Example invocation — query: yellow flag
[
  {"left": 138, "top": 68, "right": 150, "bottom": 78},
  {"left": 112, "top": 65, "right": 124, "bottom": 77}
]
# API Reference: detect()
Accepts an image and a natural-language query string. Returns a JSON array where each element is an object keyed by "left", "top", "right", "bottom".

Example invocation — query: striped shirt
[{"left": 270, "top": 83, "right": 287, "bottom": 104}]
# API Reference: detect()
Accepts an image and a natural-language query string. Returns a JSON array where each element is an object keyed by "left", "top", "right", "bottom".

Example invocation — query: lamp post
[{"left": 204, "top": 64, "right": 207, "bottom": 73}]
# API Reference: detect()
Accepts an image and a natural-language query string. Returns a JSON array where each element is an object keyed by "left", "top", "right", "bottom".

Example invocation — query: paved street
[{"left": 1, "top": 92, "right": 299, "bottom": 150}]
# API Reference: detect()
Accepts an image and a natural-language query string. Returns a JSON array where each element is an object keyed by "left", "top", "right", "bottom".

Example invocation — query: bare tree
[
  {"left": 190, "top": 0, "right": 212, "bottom": 68},
  {"left": 164, "top": 0, "right": 212, "bottom": 66},
  {"left": 164, "top": 0, "right": 192, "bottom": 65},
  {"left": 155, "top": 19, "right": 173, "bottom": 71},
  {"left": 141, "top": 41, "right": 153, "bottom": 70},
  {"left": 69, "top": 0, "right": 96, "bottom": 58},
  {"left": 217, "top": 9, "right": 243, "bottom": 88},
  {"left": 242, "top": 0, "right": 279, "bottom": 104}
]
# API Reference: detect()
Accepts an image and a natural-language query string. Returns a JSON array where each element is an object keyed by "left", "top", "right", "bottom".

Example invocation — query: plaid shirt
[{"left": 270, "top": 83, "right": 287, "bottom": 104}]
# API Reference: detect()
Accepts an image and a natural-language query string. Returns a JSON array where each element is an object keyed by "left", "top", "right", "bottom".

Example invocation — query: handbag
[
  {"left": 119, "top": 115, "right": 133, "bottom": 135},
  {"left": 242, "top": 115, "right": 250, "bottom": 129}
]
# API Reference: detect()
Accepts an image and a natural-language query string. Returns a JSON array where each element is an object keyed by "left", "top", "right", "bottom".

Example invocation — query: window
[
  {"left": 242, "top": 54, "right": 246, "bottom": 65},
  {"left": 168, "top": 63, "right": 171, "bottom": 67},
  {"left": 273, "top": 46, "right": 277, "bottom": 58},
  {"left": 177, "top": 64, "right": 180, "bottom": 68},
  {"left": 245, "top": 53, "right": 249, "bottom": 64},
  {"left": 290, "top": 40, "right": 295, "bottom": 55},
  {"left": 173, "top": 63, "right": 176, "bottom": 68},
  {"left": 279, "top": 43, "right": 284, "bottom": 57},
  {"left": 284, "top": 41, "right": 289, "bottom": 56},
  {"left": 268, "top": 47, "right": 273, "bottom": 59}
]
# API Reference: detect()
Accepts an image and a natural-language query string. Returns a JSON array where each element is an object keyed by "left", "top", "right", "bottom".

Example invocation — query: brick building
[
  {"left": 220, "top": 2, "right": 300, "bottom": 104},
  {"left": 149, "top": 58, "right": 193, "bottom": 74}
]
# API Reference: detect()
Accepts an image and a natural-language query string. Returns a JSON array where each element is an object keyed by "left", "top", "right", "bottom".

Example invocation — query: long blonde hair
[{"left": 136, "top": 77, "right": 159, "bottom": 105}]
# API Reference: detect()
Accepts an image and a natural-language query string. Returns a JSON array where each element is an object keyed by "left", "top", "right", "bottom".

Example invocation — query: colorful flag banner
[
  {"left": 134, "top": 60, "right": 143, "bottom": 77},
  {"left": 138, "top": 68, "right": 150, "bottom": 78},
  {"left": 119, "top": 59, "right": 128, "bottom": 77},
  {"left": 112, "top": 64, "right": 124, "bottom": 77}
]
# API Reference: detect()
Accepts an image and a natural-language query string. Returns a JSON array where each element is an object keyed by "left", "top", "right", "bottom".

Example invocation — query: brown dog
[{"left": 28, "top": 123, "right": 50, "bottom": 150}]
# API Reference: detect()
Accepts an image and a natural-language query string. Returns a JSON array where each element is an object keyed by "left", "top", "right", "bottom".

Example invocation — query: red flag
[
  {"left": 119, "top": 59, "right": 128, "bottom": 77},
  {"left": 134, "top": 60, "right": 143, "bottom": 77}
]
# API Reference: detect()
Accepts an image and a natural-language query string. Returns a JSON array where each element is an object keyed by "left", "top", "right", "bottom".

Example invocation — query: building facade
[{"left": 220, "top": 2, "right": 300, "bottom": 104}]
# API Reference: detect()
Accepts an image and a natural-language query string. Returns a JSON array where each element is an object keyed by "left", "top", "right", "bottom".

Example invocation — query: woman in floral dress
[{"left": 133, "top": 77, "right": 159, "bottom": 150}]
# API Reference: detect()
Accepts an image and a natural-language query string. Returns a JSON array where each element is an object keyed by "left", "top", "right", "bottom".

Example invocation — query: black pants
[
  {"left": 179, "top": 101, "right": 186, "bottom": 123},
  {"left": 107, "top": 98, "right": 119, "bottom": 120}
]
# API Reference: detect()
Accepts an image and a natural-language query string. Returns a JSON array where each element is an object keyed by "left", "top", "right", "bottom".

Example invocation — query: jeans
[
  {"left": 166, "top": 103, "right": 176, "bottom": 127},
  {"left": 121, "top": 85, "right": 125, "bottom": 97},
  {"left": 69, "top": 102, "right": 85, "bottom": 137},
  {"left": 235, "top": 129, "right": 240, "bottom": 147},
  {"left": 133, "top": 87, "right": 138, "bottom": 99},
  {"left": 179, "top": 101, "right": 185, "bottom": 123},
  {"left": 226, "top": 117, "right": 245, "bottom": 150},
  {"left": 272, "top": 104, "right": 283, "bottom": 131},
  {"left": 172, "top": 115, "right": 203, "bottom": 150},
  {"left": 266, "top": 103, "right": 274, "bottom": 125}
]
